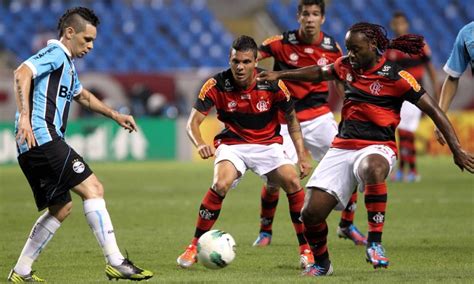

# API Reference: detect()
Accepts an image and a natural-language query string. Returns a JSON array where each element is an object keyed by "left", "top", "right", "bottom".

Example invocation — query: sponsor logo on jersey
[
  {"left": 377, "top": 65, "right": 392, "bottom": 76},
  {"left": 72, "top": 159, "right": 85, "bottom": 174},
  {"left": 262, "top": 35, "right": 283, "bottom": 46},
  {"left": 398, "top": 70, "right": 421, "bottom": 92},
  {"left": 278, "top": 80, "right": 291, "bottom": 101},
  {"left": 304, "top": 48, "right": 314, "bottom": 54},
  {"left": 199, "top": 78, "right": 217, "bottom": 100},
  {"left": 321, "top": 37, "right": 333, "bottom": 50},
  {"left": 369, "top": 80, "right": 383, "bottom": 96},
  {"left": 256, "top": 99, "right": 269, "bottom": 112},
  {"left": 241, "top": 94, "right": 251, "bottom": 100},
  {"left": 32, "top": 46, "right": 57, "bottom": 60}
]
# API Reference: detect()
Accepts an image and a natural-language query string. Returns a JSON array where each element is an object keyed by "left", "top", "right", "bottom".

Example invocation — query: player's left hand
[
  {"left": 115, "top": 113, "right": 137, "bottom": 133},
  {"left": 256, "top": 71, "right": 280, "bottom": 82},
  {"left": 453, "top": 148, "right": 474, "bottom": 173},
  {"left": 297, "top": 154, "right": 312, "bottom": 179}
]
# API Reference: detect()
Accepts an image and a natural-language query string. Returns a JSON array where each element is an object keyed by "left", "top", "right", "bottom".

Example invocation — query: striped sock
[
  {"left": 339, "top": 189, "right": 358, "bottom": 228},
  {"left": 259, "top": 185, "right": 280, "bottom": 234},
  {"left": 303, "top": 221, "right": 329, "bottom": 264},
  {"left": 365, "top": 183, "right": 388, "bottom": 243},
  {"left": 287, "top": 189, "right": 310, "bottom": 252},
  {"left": 192, "top": 188, "right": 224, "bottom": 245}
]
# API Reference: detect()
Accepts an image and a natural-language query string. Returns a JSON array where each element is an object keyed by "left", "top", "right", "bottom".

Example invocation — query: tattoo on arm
[
  {"left": 16, "top": 78, "right": 26, "bottom": 113},
  {"left": 286, "top": 111, "right": 301, "bottom": 134}
]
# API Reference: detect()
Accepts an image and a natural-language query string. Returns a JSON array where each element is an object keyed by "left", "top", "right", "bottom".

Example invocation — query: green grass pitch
[{"left": 0, "top": 156, "right": 473, "bottom": 283}]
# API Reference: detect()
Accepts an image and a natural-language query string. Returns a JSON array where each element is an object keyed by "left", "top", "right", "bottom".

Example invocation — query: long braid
[{"left": 349, "top": 22, "right": 424, "bottom": 55}]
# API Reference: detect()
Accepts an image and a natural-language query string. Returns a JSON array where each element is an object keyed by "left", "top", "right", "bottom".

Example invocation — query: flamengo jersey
[
  {"left": 194, "top": 68, "right": 294, "bottom": 147},
  {"left": 385, "top": 41, "right": 432, "bottom": 81},
  {"left": 16, "top": 39, "right": 82, "bottom": 155},
  {"left": 260, "top": 30, "right": 342, "bottom": 122},
  {"left": 332, "top": 56, "right": 425, "bottom": 154}
]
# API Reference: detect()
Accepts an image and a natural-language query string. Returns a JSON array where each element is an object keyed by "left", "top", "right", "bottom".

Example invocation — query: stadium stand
[
  {"left": 267, "top": 0, "right": 472, "bottom": 68},
  {"left": 0, "top": 0, "right": 234, "bottom": 72}
]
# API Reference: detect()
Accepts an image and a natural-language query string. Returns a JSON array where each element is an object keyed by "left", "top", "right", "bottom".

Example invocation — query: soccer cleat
[
  {"left": 390, "top": 170, "right": 404, "bottom": 182},
  {"left": 105, "top": 258, "right": 153, "bottom": 281},
  {"left": 302, "top": 263, "right": 333, "bottom": 277},
  {"left": 366, "top": 242, "right": 389, "bottom": 269},
  {"left": 7, "top": 269, "right": 45, "bottom": 282},
  {"left": 337, "top": 224, "right": 367, "bottom": 246},
  {"left": 405, "top": 171, "right": 421, "bottom": 182},
  {"left": 177, "top": 244, "right": 198, "bottom": 268},
  {"left": 252, "top": 232, "right": 272, "bottom": 247},
  {"left": 299, "top": 249, "right": 315, "bottom": 269}
]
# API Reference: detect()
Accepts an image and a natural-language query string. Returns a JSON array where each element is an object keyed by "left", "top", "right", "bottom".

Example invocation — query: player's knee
[
  {"left": 265, "top": 184, "right": 280, "bottom": 194},
  {"left": 280, "top": 176, "right": 302, "bottom": 194},
  {"left": 301, "top": 205, "right": 323, "bottom": 225},
  {"left": 87, "top": 180, "right": 104, "bottom": 199},
  {"left": 359, "top": 159, "right": 389, "bottom": 184},
  {"left": 212, "top": 180, "right": 231, "bottom": 196}
]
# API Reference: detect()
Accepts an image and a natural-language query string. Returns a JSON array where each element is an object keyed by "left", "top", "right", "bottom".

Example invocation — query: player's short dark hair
[
  {"left": 298, "top": 0, "right": 325, "bottom": 15},
  {"left": 57, "top": 7, "right": 100, "bottom": 37},
  {"left": 392, "top": 11, "right": 408, "bottom": 21},
  {"left": 231, "top": 35, "right": 258, "bottom": 59}
]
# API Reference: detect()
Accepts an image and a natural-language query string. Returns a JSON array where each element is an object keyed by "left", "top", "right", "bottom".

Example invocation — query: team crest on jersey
[
  {"left": 304, "top": 48, "right": 314, "bottom": 54},
  {"left": 262, "top": 35, "right": 283, "bottom": 46},
  {"left": 198, "top": 78, "right": 217, "bottom": 100},
  {"left": 369, "top": 80, "right": 383, "bottom": 95},
  {"left": 256, "top": 99, "right": 269, "bottom": 112},
  {"left": 398, "top": 70, "right": 421, "bottom": 92},
  {"left": 317, "top": 56, "right": 329, "bottom": 66},
  {"left": 277, "top": 80, "right": 291, "bottom": 101}
]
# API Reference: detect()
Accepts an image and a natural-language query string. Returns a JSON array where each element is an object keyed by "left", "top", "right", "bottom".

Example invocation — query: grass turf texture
[{"left": 0, "top": 156, "right": 473, "bottom": 283}]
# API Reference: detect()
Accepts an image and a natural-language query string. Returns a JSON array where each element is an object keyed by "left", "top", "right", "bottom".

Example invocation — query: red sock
[
  {"left": 364, "top": 183, "right": 387, "bottom": 243},
  {"left": 287, "top": 189, "right": 309, "bottom": 252},
  {"left": 303, "top": 221, "right": 329, "bottom": 263},
  {"left": 340, "top": 189, "right": 358, "bottom": 227},
  {"left": 259, "top": 185, "right": 280, "bottom": 234},
  {"left": 192, "top": 188, "right": 224, "bottom": 245},
  {"left": 399, "top": 129, "right": 416, "bottom": 172}
]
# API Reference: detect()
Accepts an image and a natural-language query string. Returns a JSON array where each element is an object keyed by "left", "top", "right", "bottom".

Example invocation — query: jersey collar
[
  {"left": 47, "top": 39, "right": 72, "bottom": 58},
  {"left": 357, "top": 56, "right": 386, "bottom": 75}
]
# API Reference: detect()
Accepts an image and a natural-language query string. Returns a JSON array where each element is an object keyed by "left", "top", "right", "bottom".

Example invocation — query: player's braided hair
[
  {"left": 57, "top": 7, "right": 100, "bottom": 37},
  {"left": 348, "top": 22, "right": 424, "bottom": 55}
]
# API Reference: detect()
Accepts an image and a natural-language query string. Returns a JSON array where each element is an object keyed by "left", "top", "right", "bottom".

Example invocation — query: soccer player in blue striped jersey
[{"left": 8, "top": 7, "right": 153, "bottom": 282}]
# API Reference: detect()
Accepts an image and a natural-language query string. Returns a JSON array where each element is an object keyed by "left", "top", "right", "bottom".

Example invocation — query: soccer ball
[{"left": 197, "top": 229, "right": 236, "bottom": 269}]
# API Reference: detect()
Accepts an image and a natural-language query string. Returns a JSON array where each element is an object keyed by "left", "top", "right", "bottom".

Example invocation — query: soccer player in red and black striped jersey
[
  {"left": 258, "top": 22, "right": 474, "bottom": 276},
  {"left": 254, "top": 0, "right": 367, "bottom": 249},
  {"left": 385, "top": 11, "right": 440, "bottom": 182},
  {"left": 176, "top": 35, "right": 315, "bottom": 269}
]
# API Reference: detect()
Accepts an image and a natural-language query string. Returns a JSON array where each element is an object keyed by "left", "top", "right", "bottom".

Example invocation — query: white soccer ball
[{"left": 197, "top": 229, "right": 236, "bottom": 269}]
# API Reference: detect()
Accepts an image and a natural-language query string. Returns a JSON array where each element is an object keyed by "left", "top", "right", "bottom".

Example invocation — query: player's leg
[
  {"left": 177, "top": 157, "right": 240, "bottom": 268},
  {"left": 253, "top": 184, "right": 279, "bottom": 247},
  {"left": 301, "top": 188, "right": 337, "bottom": 276},
  {"left": 336, "top": 188, "right": 367, "bottom": 245},
  {"left": 266, "top": 164, "right": 313, "bottom": 268},
  {"left": 356, "top": 152, "right": 391, "bottom": 269},
  {"left": 72, "top": 174, "right": 153, "bottom": 280}
]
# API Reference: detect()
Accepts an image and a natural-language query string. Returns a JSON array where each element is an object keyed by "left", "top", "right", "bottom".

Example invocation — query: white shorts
[
  {"left": 214, "top": 143, "right": 294, "bottom": 189},
  {"left": 306, "top": 145, "right": 397, "bottom": 210},
  {"left": 280, "top": 112, "right": 338, "bottom": 163},
  {"left": 398, "top": 101, "right": 422, "bottom": 132}
]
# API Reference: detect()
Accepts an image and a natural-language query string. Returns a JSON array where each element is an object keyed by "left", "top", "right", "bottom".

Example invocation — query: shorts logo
[
  {"left": 256, "top": 99, "right": 269, "bottom": 112},
  {"left": 398, "top": 70, "right": 421, "bottom": 92},
  {"left": 72, "top": 160, "right": 85, "bottom": 174},
  {"left": 373, "top": 212, "right": 384, "bottom": 224},
  {"left": 369, "top": 80, "right": 383, "bottom": 96}
]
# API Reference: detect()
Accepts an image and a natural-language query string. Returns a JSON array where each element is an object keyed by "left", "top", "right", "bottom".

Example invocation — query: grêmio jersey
[
  {"left": 16, "top": 39, "right": 82, "bottom": 155},
  {"left": 194, "top": 68, "right": 294, "bottom": 147},
  {"left": 260, "top": 30, "right": 342, "bottom": 123},
  {"left": 331, "top": 56, "right": 425, "bottom": 154},
  {"left": 385, "top": 41, "right": 432, "bottom": 81}
]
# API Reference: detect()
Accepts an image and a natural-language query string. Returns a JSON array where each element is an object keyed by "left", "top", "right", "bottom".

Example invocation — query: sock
[
  {"left": 259, "top": 185, "right": 280, "bottom": 234},
  {"left": 303, "top": 221, "right": 329, "bottom": 266},
  {"left": 84, "top": 198, "right": 124, "bottom": 266},
  {"left": 192, "top": 188, "right": 224, "bottom": 246},
  {"left": 399, "top": 129, "right": 416, "bottom": 172},
  {"left": 14, "top": 211, "right": 61, "bottom": 275},
  {"left": 364, "top": 183, "right": 388, "bottom": 243},
  {"left": 287, "top": 189, "right": 309, "bottom": 253},
  {"left": 339, "top": 189, "right": 358, "bottom": 228}
]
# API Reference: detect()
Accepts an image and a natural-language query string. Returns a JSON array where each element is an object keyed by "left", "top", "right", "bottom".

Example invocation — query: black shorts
[{"left": 18, "top": 139, "right": 93, "bottom": 211}]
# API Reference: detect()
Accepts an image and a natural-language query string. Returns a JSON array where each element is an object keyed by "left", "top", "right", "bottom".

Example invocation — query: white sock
[
  {"left": 14, "top": 211, "right": 61, "bottom": 275},
  {"left": 83, "top": 198, "right": 124, "bottom": 266}
]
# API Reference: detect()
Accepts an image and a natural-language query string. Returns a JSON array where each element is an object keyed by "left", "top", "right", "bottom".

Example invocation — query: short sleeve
[
  {"left": 24, "top": 45, "right": 66, "bottom": 79},
  {"left": 259, "top": 35, "right": 283, "bottom": 59},
  {"left": 193, "top": 78, "right": 217, "bottom": 115},
  {"left": 274, "top": 80, "right": 294, "bottom": 114},
  {"left": 332, "top": 57, "right": 346, "bottom": 81},
  {"left": 443, "top": 26, "right": 470, "bottom": 78},
  {"left": 397, "top": 70, "right": 426, "bottom": 104},
  {"left": 73, "top": 76, "right": 83, "bottom": 97}
]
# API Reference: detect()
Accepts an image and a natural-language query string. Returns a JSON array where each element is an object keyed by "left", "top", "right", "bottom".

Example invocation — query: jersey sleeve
[
  {"left": 274, "top": 80, "right": 295, "bottom": 114},
  {"left": 397, "top": 70, "right": 426, "bottom": 104},
  {"left": 193, "top": 78, "right": 217, "bottom": 115},
  {"left": 331, "top": 57, "right": 346, "bottom": 81},
  {"left": 259, "top": 35, "right": 283, "bottom": 59},
  {"left": 24, "top": 45, "right": 66, "bottom": 79},
  {"left": 73, "top": 77, "right": 83, "bottom": 97},
  {"left": 443, "top": 26, "right": 470, "bottom": 78}
]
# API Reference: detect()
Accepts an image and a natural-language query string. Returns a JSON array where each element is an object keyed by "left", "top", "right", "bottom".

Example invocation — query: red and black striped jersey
[
  {"left": 194, "top": 68, "right": 294, "bottom": 147},
  {"left": 384, "top": 41, "right": 432, "bottom": 81},
  {"left": 260, "top": 30, "right": 342, "bottom": 122},
  {"left": 332, "top": 56, "right": 425, "bottom": 154}
]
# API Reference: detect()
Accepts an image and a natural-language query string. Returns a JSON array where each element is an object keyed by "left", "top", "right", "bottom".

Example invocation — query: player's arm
[
  {"left": 186, "top": 108, "right": 214, "bottom": 159},
  {"left": 14, "top": 64, "right": 36, "bottom": 148},
  {"left": 434, "top": 75, "right": 460, "bottom": 145},
  {"left": 425, "top": 61, "right": 440, "bottom": 100},
  {"left": 284, "top": 109, "right": 312, "bottom": 179},
  {"left": 415, "top": 93, "right": 474, "bottom": 173},
  {"left": 74, "top": 88, "right": 137, "bottom": 133},
  {"left": 257, "top": 63, "right": 336, "bottom": 83}
]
